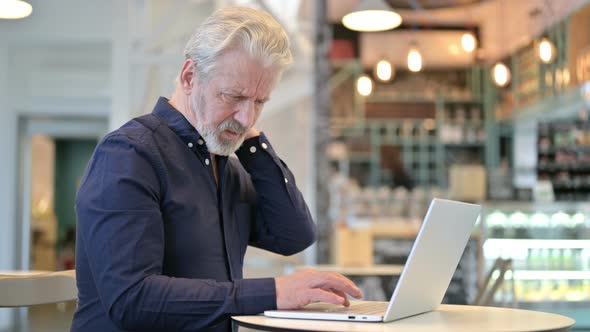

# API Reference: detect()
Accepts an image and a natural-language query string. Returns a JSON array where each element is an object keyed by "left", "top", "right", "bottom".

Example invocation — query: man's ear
[{"left": 179, "top": 59, "right": 196, "bottom": 95}]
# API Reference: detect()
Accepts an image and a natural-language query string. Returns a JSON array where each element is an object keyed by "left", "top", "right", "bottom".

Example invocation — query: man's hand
[
  {"left": 245, "top": 127, "right": 260, "bottom": 140},
  {"left": 275, "top": 269, "right": 363, "bottom": 309}
]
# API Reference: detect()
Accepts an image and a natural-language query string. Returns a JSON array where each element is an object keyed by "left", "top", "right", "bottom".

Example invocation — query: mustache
[{"left": 218, "top": 119, "right": 247, "bottom": 135}]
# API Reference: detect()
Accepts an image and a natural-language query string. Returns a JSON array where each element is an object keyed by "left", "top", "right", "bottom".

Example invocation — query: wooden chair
[{"left": 474, "top": 258, "right": 516, "bottom": 307}]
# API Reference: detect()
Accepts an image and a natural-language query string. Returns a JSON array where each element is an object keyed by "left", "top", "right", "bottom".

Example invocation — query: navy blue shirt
[{"left": 71, "top": 97, "right": 316, "bottom": 331}]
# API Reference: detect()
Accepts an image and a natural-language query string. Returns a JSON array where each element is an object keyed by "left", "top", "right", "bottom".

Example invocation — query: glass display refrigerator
[{"left": 482, "top": 201, "right": 590, "bottom": 328}]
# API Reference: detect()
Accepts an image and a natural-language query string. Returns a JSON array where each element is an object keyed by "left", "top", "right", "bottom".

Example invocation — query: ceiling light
[
  {"left": 539, "top": 37, "right": 554, "bottom": 64},
  {"left": 342, "top": 0, "right": 402, "bottom": 32},
  {"left": 407, "top": 47, "right": 422, "bottom": 73},
  {"left": 356, "top": 75, "right": 373, "bottom": 96},
  {"left": 0, "top": 0, "right": 32, "bottom": 19},
  {"left": 492, "top": 62, "right": 511, "bottom": 87},
  {"left": 374, "top": 59, "right": 394, "bottom": 82},
  {"left": 461, "top": 33, "right": 477, "bottom": 53}
]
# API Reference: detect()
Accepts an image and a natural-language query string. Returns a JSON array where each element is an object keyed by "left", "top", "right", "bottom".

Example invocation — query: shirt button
[
  {"left": 249, "top": 146, "right": 257, "bottom": 153},
  {"left": 261, "top": 142, "right": 268, "bottom": 149},
  {"left": 284, "top": 178, "right": 289, "bottom": 183},
  {"left": 197, "top": 139, "right": 204, "bottom": 145},
  {"left": 188, "top": 142, "right": 194, "bottom": 148},
  {"left": 205, "top": 158, "right": 210, "bottom": 165}
]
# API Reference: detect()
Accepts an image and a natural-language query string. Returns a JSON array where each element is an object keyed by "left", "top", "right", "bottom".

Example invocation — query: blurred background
[{"left": 1, "top": 0, "right": 590, "bottom": 330}]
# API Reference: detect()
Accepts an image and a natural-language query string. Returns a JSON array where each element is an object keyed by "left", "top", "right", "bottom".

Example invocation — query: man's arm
[
  {"left": 234, "top": 131, "right": 316, "bottom": 255},
  {"left": 76, "top": 135, "right": 276, "bottom": 330},
  {"left": 234, "top": 131, "right": 362, "bottom": 309}
]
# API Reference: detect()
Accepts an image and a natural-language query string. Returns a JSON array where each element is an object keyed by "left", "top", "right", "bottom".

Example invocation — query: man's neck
[{"left": 168, "top": 90, "right": 200, "bottom": 130}]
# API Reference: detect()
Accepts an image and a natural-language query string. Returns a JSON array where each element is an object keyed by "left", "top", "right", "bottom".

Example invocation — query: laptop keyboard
[{"left": 323, "top": 302, "right": 388, "bottom": 315}]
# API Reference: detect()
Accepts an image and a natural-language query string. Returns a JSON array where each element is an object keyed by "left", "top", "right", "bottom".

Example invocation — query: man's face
[{"left": 190, "top": 49, "right": 278, "bottom": 156}]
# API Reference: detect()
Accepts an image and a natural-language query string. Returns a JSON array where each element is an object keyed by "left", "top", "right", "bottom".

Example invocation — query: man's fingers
[
  {"left": 308, "top": 271, "right": 354, "bottom": 289},
  {"left": 327, "top": 273, "right": 362, "bottom": 298},
  {"left": 331, "top": 289, "right": 351, "bottom": 307},
  {"left": 309, "top": 272, "right": 362, "bottom": 299},
  {"left": 305, "top": 289, "right": 345, "bottom": 306}
]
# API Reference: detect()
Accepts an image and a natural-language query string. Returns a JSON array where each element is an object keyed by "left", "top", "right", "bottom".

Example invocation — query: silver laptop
[{"left": 264, "top": 198, "right": 481, "bottom": 322}]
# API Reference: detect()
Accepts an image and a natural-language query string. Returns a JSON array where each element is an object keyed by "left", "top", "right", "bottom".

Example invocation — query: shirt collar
[
  {"left": 152, "top": 96, "right": 204, "bottom": 146},
  {"left": 151, "top": 97, "right": 229, "bottom": 166}
]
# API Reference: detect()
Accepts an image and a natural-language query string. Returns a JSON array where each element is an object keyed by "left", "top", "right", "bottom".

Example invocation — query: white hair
[{"left": 182, "top": 6, "right": 293, "bottom": 83}]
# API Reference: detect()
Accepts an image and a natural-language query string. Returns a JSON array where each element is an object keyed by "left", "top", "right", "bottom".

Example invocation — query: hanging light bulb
[
  {"left": 539, "top": 37, "right": 554, "bottom": 64},
  {"left": 356, "top": 75, "right": 373, "bottom": 96},
  {"left": 342, "top": 0, "right": 402, "bottom": 32},
  {"left": 0, "top": 0, "right": 33, "bottom": 19},
  {"left": 461, "top": 33, "right": 477, "bottom": 53},
  {"left": 374, "top": 59, "right": 394, "bottom": 82},
  {"left": 407, "top": 47, "right": 422, "bottom": 72},
  {"left": 492, "top": 62, "right": 511, "bottom": 87}
]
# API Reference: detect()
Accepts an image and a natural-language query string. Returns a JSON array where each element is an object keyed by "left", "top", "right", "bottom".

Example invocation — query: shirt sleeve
[
  {"left": 234, "top": 132, "right": 317, "bottom": 255},
  {"left": 75, "top": 134, "right": 277, "bottom": 331}
]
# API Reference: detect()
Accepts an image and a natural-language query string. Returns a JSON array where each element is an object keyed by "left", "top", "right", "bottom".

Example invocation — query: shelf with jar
[
  {"left": 512, "top": 43, "right": 542, "bottom": 108},
  {"left": 436, "top": 98, "right": 487, "bottom": 188},
  {"left": 438, "top": 100, "right": 486, "bottom": 145},
  {"left": 328, "top": 62, "right": 491, "bottom": 189},
  {"left": 538, "top": 120, "right": 590, "bottom": 201},
  {"left": 333, "top": 118, "right": 439, "bottom": 188},
  {"left": 481, "top": 201, "right": 590, "bottom": 306}
]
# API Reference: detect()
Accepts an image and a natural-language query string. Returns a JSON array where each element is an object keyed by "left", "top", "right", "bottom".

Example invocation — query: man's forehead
[{"left": 216, "top": 74, "right": 276, "bottom": 95}]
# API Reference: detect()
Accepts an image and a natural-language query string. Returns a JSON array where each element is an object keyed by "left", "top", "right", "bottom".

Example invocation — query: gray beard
[{"left": 192, "top": 93, "right": 247, "bottom": 156}]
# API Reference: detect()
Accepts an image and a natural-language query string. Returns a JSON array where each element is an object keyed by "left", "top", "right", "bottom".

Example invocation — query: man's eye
[{"left": 223, "top": 94, "right": 241, "bottom": 102}]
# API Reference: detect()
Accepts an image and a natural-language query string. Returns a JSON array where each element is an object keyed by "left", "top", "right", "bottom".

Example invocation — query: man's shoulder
[{"left": 102, "top": 115, "right": 162, "bottom": 146}]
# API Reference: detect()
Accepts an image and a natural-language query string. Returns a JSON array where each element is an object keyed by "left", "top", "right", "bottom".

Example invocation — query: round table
[
  {"left": 0, "top": 270, "right": 76, "bottom": 307},
  {"left": 233, "top": 304, "right": 575, "bottom": 332}
]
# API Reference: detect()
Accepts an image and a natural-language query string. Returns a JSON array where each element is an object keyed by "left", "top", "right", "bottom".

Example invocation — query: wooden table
[
  {"left": 0, "top": 270, "right": 76, "bottom": 307},
  {"left": 233, "top": 304, "right": 575, "bottom": 332}
]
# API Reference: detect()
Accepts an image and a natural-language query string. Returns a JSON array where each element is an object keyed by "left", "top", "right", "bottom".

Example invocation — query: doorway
[
  {"left": 11, "top": 115, "right": 107, "bottom": 332},
  {"left": 17, "top": 116, "right": 108, "bottom": 271}
]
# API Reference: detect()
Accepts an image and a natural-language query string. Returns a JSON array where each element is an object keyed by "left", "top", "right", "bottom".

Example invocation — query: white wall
[
  {"left": 0, "top": 0, "right": 114, "bottom": 275},
  {"left": 0, "top": 1, "right": 115, "bottom": 328},
  {"left": 0, "top": 0, "right": 112, "bottom": 43},
  {"left": 0, "top": 53, "right": 18, "bottom": 274}
]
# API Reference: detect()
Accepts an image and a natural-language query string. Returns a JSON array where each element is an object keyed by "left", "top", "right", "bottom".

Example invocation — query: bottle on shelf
[
  {"left": 530, "top": 212, "right": 550, "bottom": 239},
  {"left": 550, "top": 248, "right": 562, "bottom": 270},
  {"left": 486, "top": 210, "right": 508, "bottom": 238},
  {"left": 509, "top": 211, "right": 530, "bottom": 239},
  {"left": 550, "top": 211, "right": 569, "bottom": 239}
]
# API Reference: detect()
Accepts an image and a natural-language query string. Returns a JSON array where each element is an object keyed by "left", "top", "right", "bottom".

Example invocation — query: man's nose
[{"left": 234, "top": 100, "right": 255, "bottom": 129}]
